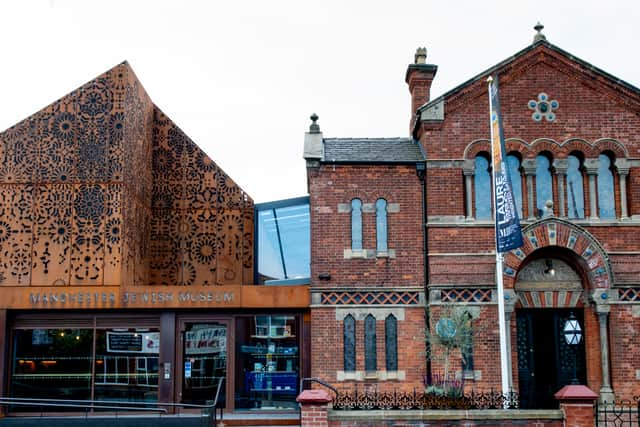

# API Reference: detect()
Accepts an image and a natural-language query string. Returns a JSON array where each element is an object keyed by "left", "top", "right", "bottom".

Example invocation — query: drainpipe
[{"left": 416, "top": 154, "right": 431, "bottom": 385}]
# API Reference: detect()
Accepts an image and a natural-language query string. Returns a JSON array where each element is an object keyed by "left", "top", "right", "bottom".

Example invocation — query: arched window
[
  {"left": 364, "top": 314, "right": 377, "bottom": 372},
  {"left": 536, "top": 154, "right": 553, "bottom": 217},
  {"left": 567, "top": 154, "right": 585, "bottom": 219},
  {"left": 385, "top": 314, "right": 398, "bottom": 371},
  {"left": 343, "top": 315, "right": 355, "bottom": 372},
  {"left": 375, "top": 199, "right": 388, "bottom": 253},
  {"left": 351, "top": 199, "right": 362, "bottom": 250},
  {"left": 474, "top": 154, "right": 492, "bottom": 220},
  {"left": 507, "top": 154, "right": 523, "bottom": 218},
  {"left": 598, "top": 153, "right": 616, "bottom": 219}
]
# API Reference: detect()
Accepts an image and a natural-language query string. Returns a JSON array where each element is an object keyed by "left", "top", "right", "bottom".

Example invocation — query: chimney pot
[{"left": 414, "top": 47, "right": 427, "bottom": 64}]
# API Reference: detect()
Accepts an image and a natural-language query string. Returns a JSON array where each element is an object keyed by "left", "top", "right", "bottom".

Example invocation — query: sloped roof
[
  {"left": 322, "top": 137, "right": 425, "bottom": 163},
  {"left": 417, "top": 39, "right": 640, "bottom": 119}
]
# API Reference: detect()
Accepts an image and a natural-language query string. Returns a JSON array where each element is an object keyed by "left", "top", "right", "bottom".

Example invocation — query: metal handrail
[
  {"left": 299, "top": 377, "right": 338, "bottom": 400},
  {"left": 0, "top": 399, "right": 168, "bottom": 413},
  {"left": 0, "top": 376, "right": 225, "bottom": 425}
]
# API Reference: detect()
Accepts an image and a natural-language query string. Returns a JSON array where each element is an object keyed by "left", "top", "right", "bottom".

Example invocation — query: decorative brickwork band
[
  {"left": 618, "top": 288, "right": 640, "bottom": 302},
  {"left": 320, "top": 291, "right": 419, "bottom": 305},
  {"left": 440, "top": 288, "right": 492, "bottom": 303},
  {"left": 517, "top": 290, "right": 583, "bottom": 308}
]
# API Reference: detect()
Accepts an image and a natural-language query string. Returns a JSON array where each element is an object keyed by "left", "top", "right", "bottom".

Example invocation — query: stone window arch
[
  {"left": 597, "top": 152, "right": 616, "bottom": 219},
  {"left": 385, "top": 314, "right": 398, "bottom": 371},
  {"left": 364, "top": 314, "right": 377, "bottom": 372},
  {"left": 474, "top": 153, "right": 492, "bottom": 220},
  {"left": 375, "top": 198, "right": 388, "bottom": 253},
  {"left": 343, "top": 314, "right": 356, "bottom": 372},
  {"left": 350, "top": 199, "right": 362, "bottom": 250},
  {"left": 507, "top": 153, "right": 523, "bottom": 218},
  {"left": 567, "top": 153, "right": 585, "bottom": 219},
  {"left": 535, "top": 153, "right": 554, "bottom": 217}
]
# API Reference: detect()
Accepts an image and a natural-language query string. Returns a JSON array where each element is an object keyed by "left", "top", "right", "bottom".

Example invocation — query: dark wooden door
[
  {"left": 517, "top": 309, "right": 586, "bottom": 409},
  {"left": 516, "top": 311, "right": 536, "bottom": 409}
]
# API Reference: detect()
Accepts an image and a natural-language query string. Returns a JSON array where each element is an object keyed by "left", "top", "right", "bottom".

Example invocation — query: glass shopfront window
[
  {"left": 235, "top": 315, "right": 299, "bottom": 410},
  {"left": 10, "top": 319, "right": 160, "bottom": 411},
  {"left": 94, "top": 328, "right": 160, "bottom": 403},
  {"left": 11, "top": 328, "right": 93, "bottom": 410}
]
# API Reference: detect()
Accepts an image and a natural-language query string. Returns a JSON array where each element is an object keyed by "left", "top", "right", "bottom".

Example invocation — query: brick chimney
[{"left": 405, "top": 47, "right": 438, "bottom": 125}]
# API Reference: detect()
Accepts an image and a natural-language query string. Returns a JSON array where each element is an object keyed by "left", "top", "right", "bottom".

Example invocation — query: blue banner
[{"left": 488, "top": 76, "right": 523, "bottom": 253}]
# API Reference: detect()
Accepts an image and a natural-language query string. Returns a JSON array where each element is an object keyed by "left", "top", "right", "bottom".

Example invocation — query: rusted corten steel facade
[
  {"left": 0, "top": 62, "right": 253, "bottom": 291},
  {"left": 0, "top": 62, "right": 309, "bottom": 414},
  {"left": 305, "top": 31, "right": 640, "bottom": 407}
]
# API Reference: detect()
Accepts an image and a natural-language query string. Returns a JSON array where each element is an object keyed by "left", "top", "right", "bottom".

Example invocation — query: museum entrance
[
  {"left": 179, "top": 320, "right": 229, "bottom": 407},
  {"left": 516, "top": 308, "right": 586, "bottom": 409}
]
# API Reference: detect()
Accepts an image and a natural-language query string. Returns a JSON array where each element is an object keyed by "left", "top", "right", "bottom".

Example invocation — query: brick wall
[
  {"left": 609, "top": 305, "right": 640, "bottom": 398},
  {"left": 308, "top": 164, "right": 424, "bottom": 287},
  {"left": 416, "top": 42, "right": 640, "bottom": 402},
  {"left": 310, "top": 307, "right": 425, "bottom": 392}
]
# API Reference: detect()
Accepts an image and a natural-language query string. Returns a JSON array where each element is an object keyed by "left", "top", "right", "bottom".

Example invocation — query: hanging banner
[{"left": 488, "top": 75, "right": 523, "bottom": 253}]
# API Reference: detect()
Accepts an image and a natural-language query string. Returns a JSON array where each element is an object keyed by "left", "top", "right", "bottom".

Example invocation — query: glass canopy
[{"left": 255, "top": 197, "right": 310, "bottom": 284}]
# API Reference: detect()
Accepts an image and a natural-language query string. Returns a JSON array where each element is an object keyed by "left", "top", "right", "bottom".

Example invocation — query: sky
[{"left": 1, "top": 0, "right": 639, "bottom": 203}]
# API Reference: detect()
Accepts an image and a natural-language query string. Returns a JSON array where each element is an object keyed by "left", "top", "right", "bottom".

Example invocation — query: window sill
[
  {"left": 344, "top": 249, "right": 395, "bottom": 259},
  {"left": 336, "top": 370, "right": 406, "bottom": 381},
  {"left": 376, "top": 249, "right": 396, "bottom": 259}
]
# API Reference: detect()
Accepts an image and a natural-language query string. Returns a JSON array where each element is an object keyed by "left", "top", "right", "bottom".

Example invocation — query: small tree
[{"left": 425, "top": 306, "right": 473, "bottom": 395}]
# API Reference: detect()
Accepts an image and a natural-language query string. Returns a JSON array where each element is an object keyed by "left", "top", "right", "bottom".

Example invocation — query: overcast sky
[{"left": 1, "top": 1, "right": 638, "bottom": 202}]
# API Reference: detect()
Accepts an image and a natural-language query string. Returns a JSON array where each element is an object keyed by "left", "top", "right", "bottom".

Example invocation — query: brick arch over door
[{"left": 502, "top": 218, "right": 613, "bottom": 291}]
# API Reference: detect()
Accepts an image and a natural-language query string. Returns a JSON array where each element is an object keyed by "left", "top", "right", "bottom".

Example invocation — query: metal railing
[
  {"left": 299, "top": 377, "right": 338, "bottom": 400},
  {"left": 596, "top": 398, "right": 640, "bottom": 427},
  {"left": 0, "top": 377, "right": 225, "bottom": 427}
]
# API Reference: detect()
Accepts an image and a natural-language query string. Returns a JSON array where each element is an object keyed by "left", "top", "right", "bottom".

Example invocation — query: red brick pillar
[
  {"left": 554, "top": 384, "right": 598, "bottom": 427},
  {"left": 296, "top": 389, "right": 332, "bottom": 427}
]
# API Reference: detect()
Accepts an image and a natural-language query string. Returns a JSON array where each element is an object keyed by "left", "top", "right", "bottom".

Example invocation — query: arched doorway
[
  {"left": 503, "top": 218, "right": 616, "bottom": 406},
  {"left": 514, "top": 257, "right": 586, "bottom": 409}
]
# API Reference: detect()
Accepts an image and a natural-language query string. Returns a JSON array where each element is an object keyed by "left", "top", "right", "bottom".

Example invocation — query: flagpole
[
  {"left": 487, "top": 76, "right": 511, "bottom": 400},
  {"left": 495, "top": 252, "right": 510, "bottom": 398}
]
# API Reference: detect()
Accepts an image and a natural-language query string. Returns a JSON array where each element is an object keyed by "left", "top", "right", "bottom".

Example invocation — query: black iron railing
[
  {"left": 596, "top": 397, "right": 640, "bottom": 427},
  {"left": 332, "top": 387, "right": 519, "bottom": 410}
]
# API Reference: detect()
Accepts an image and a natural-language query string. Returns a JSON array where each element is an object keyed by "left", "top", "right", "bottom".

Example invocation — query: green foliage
[{"left": 425, "top": 306, "right": 474, "bottom": 386}]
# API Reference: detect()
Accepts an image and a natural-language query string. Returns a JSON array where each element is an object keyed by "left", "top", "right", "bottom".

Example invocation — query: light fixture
[
  {"left": 563, "top": 313, "right": 582, "bottom": 346},
  {"left": 544, "top": 259, "right": 556, "bottom": 278},
  {"left": 563, "top": 312, "right": 583, "bottom": 385}
]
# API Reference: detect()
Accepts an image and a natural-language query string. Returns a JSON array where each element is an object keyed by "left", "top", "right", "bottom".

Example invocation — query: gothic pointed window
[
  {"left": 351, "top": 199, "right": 362, "bottom": 250},
  {"left": 364, "top": 314, "right": 377, "bottom": 372},
  {"left": 474, "top": 154, "right": 492, "bottom": 220},
  {"left": 536, "top": 154, "right": 553, "bottom": 217},
  {"left": 598, "top": 153, "right": 616, "bottom": 219},
  {"left": 567, "top": 154, "right": 585, "bottom": 219},
  {"left": 507, "top": 154, "right": 523, "bottom": 218},
  {"left": 343, "top": 315, "right": 355, "bottom": 372},
  {"left": 385, "top": 314, "right": 398, "bottom": 371},
  {"left": 376, "top": 199, "right": 388, "bottom": 253}
]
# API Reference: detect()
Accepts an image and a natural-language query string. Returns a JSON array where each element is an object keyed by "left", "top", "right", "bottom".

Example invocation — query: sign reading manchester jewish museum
[
  {"left": 6, "top": 283, "right": 309, "bottom": 310},
  {"left": 21, "top": 286, "right": 237, "bottom": 309}
]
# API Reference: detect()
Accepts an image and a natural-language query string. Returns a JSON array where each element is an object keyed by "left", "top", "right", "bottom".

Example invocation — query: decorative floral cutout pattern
[{"left": 0, "top": 62, "right": 254, "bottom": 287}]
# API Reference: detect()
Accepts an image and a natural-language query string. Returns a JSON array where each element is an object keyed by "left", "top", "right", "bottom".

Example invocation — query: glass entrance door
[{"left": 181, "top": 322, "right": 227, "bottom": 405}]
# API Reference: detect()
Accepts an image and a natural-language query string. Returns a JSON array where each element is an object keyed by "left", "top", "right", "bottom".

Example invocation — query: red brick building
[{"left": 305, "top": 26, "right": 640, "bottom": 408}]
